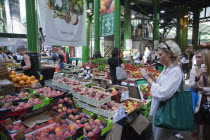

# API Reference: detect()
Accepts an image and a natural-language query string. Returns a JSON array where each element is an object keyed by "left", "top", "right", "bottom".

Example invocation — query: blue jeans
[{"left": 59, "top": 62, "right": 64, "bottom": 70}]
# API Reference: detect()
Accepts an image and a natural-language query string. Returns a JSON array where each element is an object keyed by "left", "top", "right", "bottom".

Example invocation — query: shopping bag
[
  {"left": 154, "top": 81, "right": 194, "bottom": 131},
  {"left": 188, "top": 88, "right": 199, "bottom": 113},
  {"left": 116, "top": 67, "right": 127, "bottom": 81}
]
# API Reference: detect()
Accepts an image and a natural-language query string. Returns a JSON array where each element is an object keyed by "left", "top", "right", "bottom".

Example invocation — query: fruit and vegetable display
[
  {"left": 1, "top": 98, "right": 42, "bottom": 111},
  {"left": 90, "top": 58, "right": 108, "bottom": 66},
  {"left": 24, "top": 119, "right": 79, "bottom": 140},
  {"left": 106, "top": 88, "right": 125, "bottom": 96},
  {"left": 83, "top": 119, "right": 105, "bottom": 138},
  {"left": 8, "top": 71, "right": 38, "bottom": 87},
  {"left": 57, "top": 78, "right": 80, "bottom": 85},
  {"left": 52, "top": 98, "right": 75, "bottom": 116},
  {"left": 122, "top": 100, "right": 141, "bottom": 114},
  {"left": 139, "top": 85, "right": 151, "bottom": 100},
  {"left": 0, "top": 92, "right": 30, "bottom": 103},
  {"left": 100, "top": 101, "right": 121, "bottom": 111},
  {"left": 58, "top": 66, "right": 80, "bottom": 74},
  {"left": 5, "top": 119, "right": 56, "bottom": 134},
  {"left": 34, "top": 87, "right": 65, "bottom": 98}
]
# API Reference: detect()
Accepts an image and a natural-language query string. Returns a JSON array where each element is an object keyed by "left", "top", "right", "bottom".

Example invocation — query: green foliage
[{"left": 90, "top": 58, "right": 108, "bottom": 66}]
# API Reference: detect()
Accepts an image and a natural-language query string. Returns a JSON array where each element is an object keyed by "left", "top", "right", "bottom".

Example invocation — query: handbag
[
  {"left": 154, "top": 79, "right": 194, "bottom": 131},
  {"left": 188, "top": 88, "right": 199, "bottom": 113},
  {"left": 116, "top": 57, "right": 127, "bottom": 81}
]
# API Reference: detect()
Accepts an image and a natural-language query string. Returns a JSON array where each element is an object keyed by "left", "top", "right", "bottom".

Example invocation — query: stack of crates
[{"left": 139, "top": 100, "right": 151, "bottom": 121}]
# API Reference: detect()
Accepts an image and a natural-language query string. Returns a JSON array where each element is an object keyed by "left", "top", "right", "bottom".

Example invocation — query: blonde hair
[
  {"left": 200, "top": 49, "right": 210, "bottom": 83},
  {"left": 159, "top": 40, "right": 181, "bottom": 65}
]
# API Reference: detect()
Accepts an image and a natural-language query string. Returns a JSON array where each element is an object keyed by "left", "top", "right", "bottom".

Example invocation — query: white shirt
[
  {"left": 181, "top": 57, "right": 189, "bottom": 64},
  {"left": 149, "top": 65, "right": 183, "bottom": 116},
  {"left": 133, "top": 52, "right": 141, "bottom": 64}
]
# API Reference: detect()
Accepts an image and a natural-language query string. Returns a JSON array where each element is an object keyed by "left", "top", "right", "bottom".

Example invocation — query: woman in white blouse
[
  {"left": 189, "top": 49, "right": 210, "bottom": 140},
  {"left": 139, "top": 40, "right": 182, "bottom": 140}
]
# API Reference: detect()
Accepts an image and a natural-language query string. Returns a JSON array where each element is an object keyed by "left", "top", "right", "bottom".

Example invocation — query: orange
[
  {"left": 22, "top": 76, "right": 28, "bottom": 81},
  {"left": 19, "top": 80, "right": 25, "bottom": 86},
  {"left": 14, "top": 83, "right": 19, "bottom": 87},
  {"left": 31, "top": 76, "right": 36, "bottom": 81},
  {"left": 16, "top": 77, "right": 21, "bottom": 82},
  {"left": 31, "top": 81, "right": 34, "bottom": 84},
  {"left": 9, "top": 75, "right": 14, "bottom": 79},
  {"left": 18, "top": 73, "right": 23, "bottom": 77},
  {"left": 28, "top": 77, "right": 31, "bottom": 81},
  {"left": 25, "top": 80, "right": 31, "bottom": 85},
  {"left": 12, "top": 78, "right": 17, "bottom": 83},
  {"left": 34, "top": 80, "right": 39, "bottom": 83},
  {"left": 11, "top": 71, "right": 16, "bottom": 75}
]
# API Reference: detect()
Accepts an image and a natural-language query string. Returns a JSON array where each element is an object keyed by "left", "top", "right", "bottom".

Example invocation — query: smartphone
[{"left": 201, "top": 64, "right": 206, "bottom": 68}]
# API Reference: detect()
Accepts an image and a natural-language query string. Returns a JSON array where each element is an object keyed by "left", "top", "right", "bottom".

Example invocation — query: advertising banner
[
  {"left": 45, "top": 0, "right": 86, "bottom": 46},
  {"left": 100, "top": 0, "right": 114, "bottom": 36}
]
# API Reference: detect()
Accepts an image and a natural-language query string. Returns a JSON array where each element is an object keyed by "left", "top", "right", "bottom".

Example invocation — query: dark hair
[
  {"left": 5, "top": 51, "right": 12, "bottom": 55},
  {"left": 111, "top": 48, "right": 119, "bottom": 58},
  {"left": 182, "top": 52, "right": 188, "bottom": 58},
  {"left": 0, "top": 46, "right": 3, "bottom": 51},
  {"left": 17, "top": 45, "right": 27, "bottom": 52}
]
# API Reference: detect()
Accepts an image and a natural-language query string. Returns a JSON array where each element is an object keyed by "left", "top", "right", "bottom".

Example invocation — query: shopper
[
  {"left": 0, "top": 46, "right": 8, "bottom": 59},
  {"left": 189, "top": 49, "right": 210, "bottom": 140},
  {"left": 139, "top": 40, "right": 182, "bottom": 140},
  {"left": 143, "top": 46, "right": 152, "bottom": 64},
  {"left": 58, "top": 51, "right": 64, "bottom": 70},
  {"left": 132, "top": 49, "right": 143, "bottom": 65},
  {"left": 181, "top": 52, "right": 189, "bottom": 79},
  {"left": 5, "top": 51, "right": 13, "bottom": 59},
  {"left": 108, "top": 48, "right": 125, "bottom": 85},
  {"left": 15, "top": 45, "right": 39, "bottom": 79}
]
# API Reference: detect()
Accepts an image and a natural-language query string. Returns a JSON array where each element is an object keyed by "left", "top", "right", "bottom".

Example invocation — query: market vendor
[{"left": 15, "top": 45, "right": 39, "bottom": 79}]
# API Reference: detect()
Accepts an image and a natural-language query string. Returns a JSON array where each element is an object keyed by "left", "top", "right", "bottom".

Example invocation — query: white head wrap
[{"left": 159, "top": 40, "right": 181, "bottom": 58}]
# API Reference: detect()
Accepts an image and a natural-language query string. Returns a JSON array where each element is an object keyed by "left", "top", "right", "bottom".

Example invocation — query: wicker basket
[
  {"left": 0, "top": 79, "right": 15, "bottom": 95},
  {"left": 0, "top": 64, "right": 9, "bottom": 80}
]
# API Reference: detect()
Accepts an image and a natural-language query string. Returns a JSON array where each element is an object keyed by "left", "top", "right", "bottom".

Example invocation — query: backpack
[{"left": 138, "top": 53, "right": 143, "bottom": 61}]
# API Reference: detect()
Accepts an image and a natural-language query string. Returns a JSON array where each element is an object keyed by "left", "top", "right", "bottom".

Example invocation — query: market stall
[{"left": 0, "top": 58, "right": 163, "bottom": 140}]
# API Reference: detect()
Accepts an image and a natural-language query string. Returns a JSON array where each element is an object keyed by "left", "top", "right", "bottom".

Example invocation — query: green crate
[{"left": 32, "top": 97, "right": 50, "bottom": 110}]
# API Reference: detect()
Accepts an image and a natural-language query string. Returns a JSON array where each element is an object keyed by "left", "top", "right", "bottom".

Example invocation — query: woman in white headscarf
[{"left": 139, "top": 40, "right": 183, "bottom": 140}]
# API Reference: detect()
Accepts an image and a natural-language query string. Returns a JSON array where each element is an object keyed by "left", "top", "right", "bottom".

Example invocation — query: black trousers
[{"left": 111, "top": 77, "right": 122, "bottom": 85}]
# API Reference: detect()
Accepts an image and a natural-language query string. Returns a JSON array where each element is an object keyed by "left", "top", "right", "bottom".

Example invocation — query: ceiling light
[
  {"left": 86, "top": 9, "right": 92, "bottom": 13},
  {"left": 131, "top": 15, "right": 135, "bottom": 18},
  {"left": 184, "top": 14, "right": 188, "bottom": 18},
  {"left": 160, "top": 20, "right": 164, "bottom": 23},
  {"left": 160, "top": 10, "right": 165, "bottom": 13}
]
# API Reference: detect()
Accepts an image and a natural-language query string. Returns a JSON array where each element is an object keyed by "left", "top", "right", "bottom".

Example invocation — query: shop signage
[
  {"left": 126, "top": 39, "right": 132, "bottom": 50},
  {"left": 44, "top": 0, "right": 87, "bottom": 46},
  {"left": 100, "top": 0, "right": 115, "bottom": 36}
]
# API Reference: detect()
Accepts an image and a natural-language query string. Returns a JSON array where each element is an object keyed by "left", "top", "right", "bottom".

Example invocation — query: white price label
[
  {"left": 130, "top": 83, "right": 135, "bottom": 86},
  {"left": 86, "top": 66, "right": 90, "bottom": 69},
  {"left": 120, "top": 91, "right": 129, "bottom": 102},
  {"left": 121, "top": 82, "right": 127, "bottom": 86}
]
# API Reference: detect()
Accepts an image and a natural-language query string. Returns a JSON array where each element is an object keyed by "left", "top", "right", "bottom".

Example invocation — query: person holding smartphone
[
  {"left": 189, "top": 49, "right": 210, "bottom": 140},
  {"left": 139, "top": 40, "right": 183, "bottom": 140}
]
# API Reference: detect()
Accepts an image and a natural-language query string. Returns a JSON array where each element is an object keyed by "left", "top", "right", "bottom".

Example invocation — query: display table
[{"left": 41, "top": 67, "right": 55, "bottom": 80}]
